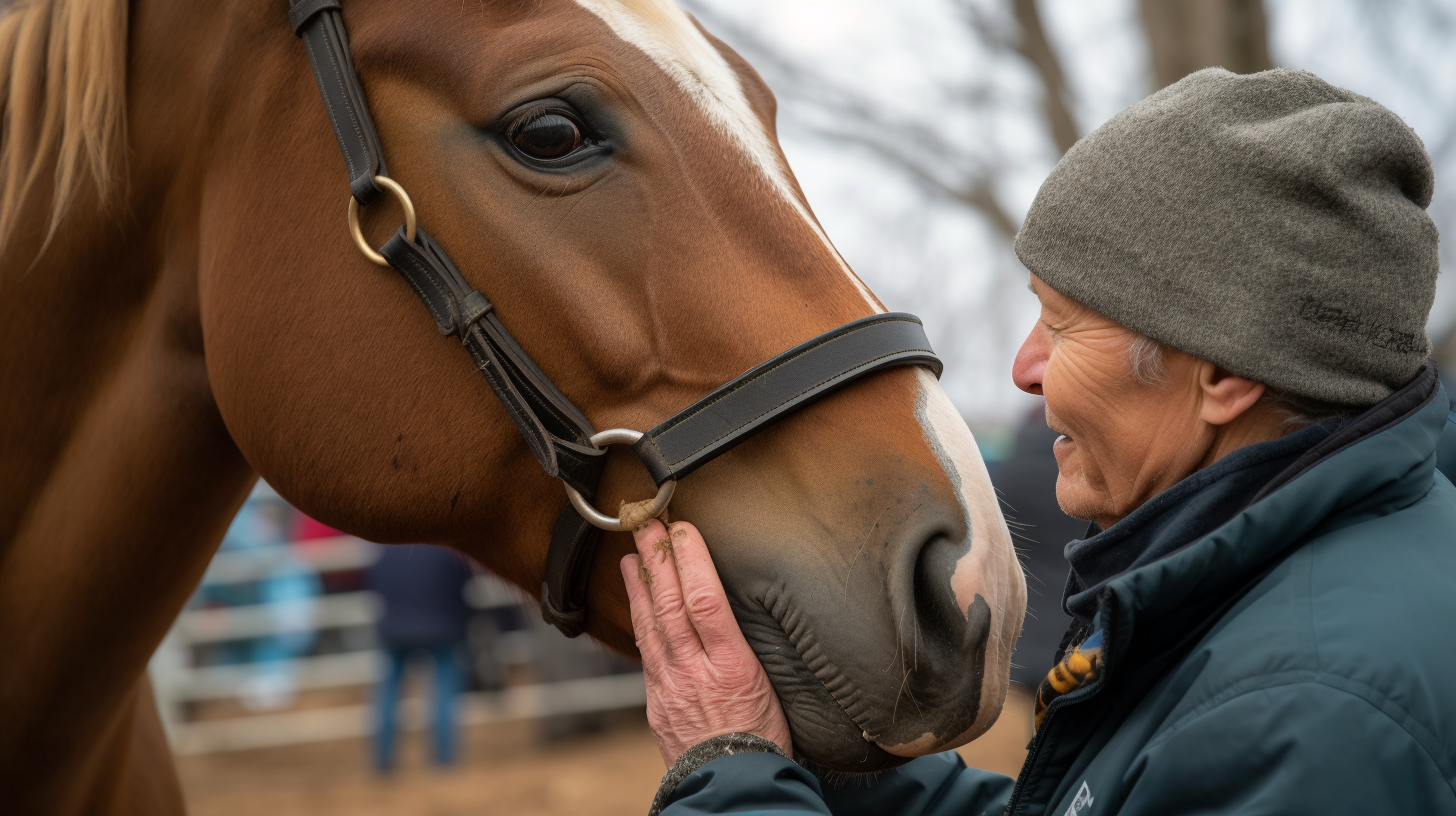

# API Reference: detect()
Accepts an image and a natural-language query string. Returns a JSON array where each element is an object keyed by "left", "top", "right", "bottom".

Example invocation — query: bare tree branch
[
  {"left": 689, "top": 0, "right": 1079, "bottom": 249},
  {"left": 687, "top": 0, "right": 1018, "bottom": 239},
  {"left": 799, "top": 121, "right": 1021, "bottom": 241},
  {"left": 1008, "top": 0, "right": 1081, "bottom": 153},
  {"left": 952, "top": 0, "right": 1079, "bottom": 153}
]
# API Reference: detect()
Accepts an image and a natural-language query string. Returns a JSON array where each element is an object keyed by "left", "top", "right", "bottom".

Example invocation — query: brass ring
[
  {"left": 347, "top": 176, "right": 418, "bottom": 266},
  {"left": 563, "top": 429, "right": 677, "bottom": 532}
]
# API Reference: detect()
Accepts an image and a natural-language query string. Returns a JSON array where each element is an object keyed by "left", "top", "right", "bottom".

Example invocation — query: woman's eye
[{"left": 512, "top": 113, "right": 584, "bottom": 160}]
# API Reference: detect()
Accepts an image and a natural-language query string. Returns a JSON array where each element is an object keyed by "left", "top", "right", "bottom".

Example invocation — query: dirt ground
[{"left": 177, "top": 693, "right": 1033, "bottom": 816}]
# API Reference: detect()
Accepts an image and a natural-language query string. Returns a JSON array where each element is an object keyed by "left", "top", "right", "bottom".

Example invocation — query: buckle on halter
[{"left": 563, "top": 429, "right": 676, "bottom": 532}]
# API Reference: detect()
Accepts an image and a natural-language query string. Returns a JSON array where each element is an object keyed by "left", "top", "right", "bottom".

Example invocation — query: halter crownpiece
[{"left": 287, "top": 0, "right": 944, "bottom": 636}]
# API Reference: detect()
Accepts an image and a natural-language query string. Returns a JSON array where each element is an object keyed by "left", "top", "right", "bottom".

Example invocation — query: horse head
[{"left": 7, "top": 0, "right": 1026, "bottom": 780}]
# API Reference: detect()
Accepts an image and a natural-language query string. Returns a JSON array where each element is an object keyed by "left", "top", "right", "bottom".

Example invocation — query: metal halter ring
[
  {"left": 564, "top": 429, "right": 676, "bottom": 532},
  {"left": 347, "top": 176, "right": 418, "bottom": 266}
]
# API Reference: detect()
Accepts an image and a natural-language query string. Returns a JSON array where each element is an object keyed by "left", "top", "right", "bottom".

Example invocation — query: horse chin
[
  {"left": 731, "top": 585, "right": 1000, "bottom": 772},
  {"left": 731, "top": 597, "right": 908, "bottom": 772}
]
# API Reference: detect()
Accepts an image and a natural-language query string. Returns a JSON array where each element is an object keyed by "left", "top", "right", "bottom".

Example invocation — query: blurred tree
[
  {"left": 688, "top": 0, "right": 1456, "bottom": 414},
  {"left": 1139, "top": 0, "right": 1274, "bottom": 87},
  {"left": 689, "top": 0, "right": 1274, "bottom": 247},
  {"left": 1437, "top": 329, "right": 1456, "bottom": 370}
]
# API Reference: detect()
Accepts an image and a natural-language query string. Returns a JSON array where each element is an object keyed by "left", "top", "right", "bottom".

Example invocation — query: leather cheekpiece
[
  {"left": 293, "top": 0, "right": 389, "bottom": 203},
  {"left": 540, "top": 508, "right": 603, "bottom": 636},
  {"left": 378, "top": 228, "right": 606, "bottom": 497}
]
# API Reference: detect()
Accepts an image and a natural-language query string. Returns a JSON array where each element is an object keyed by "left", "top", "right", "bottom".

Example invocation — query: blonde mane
[{"left": 0, "top": 0, "right": 126, "bottom": 259}]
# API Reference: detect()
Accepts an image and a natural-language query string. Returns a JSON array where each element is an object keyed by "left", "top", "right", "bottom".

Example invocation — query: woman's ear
[{"left": 1197, "top": 363, "right": 1267, "bottom": 426}]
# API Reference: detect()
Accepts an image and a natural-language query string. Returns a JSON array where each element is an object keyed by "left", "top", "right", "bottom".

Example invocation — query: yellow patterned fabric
[{"left": 1034, "top": 630, "right": 1103, "bottom": 730}]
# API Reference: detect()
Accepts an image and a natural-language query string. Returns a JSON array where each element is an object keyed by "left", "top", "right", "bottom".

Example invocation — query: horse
[{"left": 0, "top": 0, "right": 1027, "bottom": 812}]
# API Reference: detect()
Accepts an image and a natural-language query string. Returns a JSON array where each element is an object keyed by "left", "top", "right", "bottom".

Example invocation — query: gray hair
[
  {"left": 1126, "top": 333, "right": 1167, "bottom": 386},
  {"left": 1124, "top": 334, "right": 1351, "bottom": 428}
]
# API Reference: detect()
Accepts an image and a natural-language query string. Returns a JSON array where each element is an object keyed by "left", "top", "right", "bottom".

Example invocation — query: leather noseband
[{"left": 287, "top": 0, "right": 944, "bottom": 636}]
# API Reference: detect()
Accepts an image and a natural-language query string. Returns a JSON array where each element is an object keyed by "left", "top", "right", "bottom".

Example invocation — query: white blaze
[
  {"left": 912, "top": 368, "right": 1018, "bottom": 621},
  {"left": 865, "top": 369, "right": 1022, "bottom": 756},
  {"left": 572, "top": 0, "right": 880, "bottom": 310}
]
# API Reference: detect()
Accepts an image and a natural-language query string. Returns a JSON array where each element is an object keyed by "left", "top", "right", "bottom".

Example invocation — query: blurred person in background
[
  {"left": 201, "top": 486, "right": 321, "bottom": 710},
  {"left": 986, "top": 408, "right": 1081, "bottom": 702},
  {"left": 619, "top": 69, "right": 1456, "bottom": 816},
  {"left": 366, "top": 544, "right": 475, "bottom": 773}
]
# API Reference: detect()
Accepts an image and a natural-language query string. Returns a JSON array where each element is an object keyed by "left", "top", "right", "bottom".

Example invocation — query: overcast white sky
[{"left": 695, "top": 0, "right": 1456, "bottom": 434}]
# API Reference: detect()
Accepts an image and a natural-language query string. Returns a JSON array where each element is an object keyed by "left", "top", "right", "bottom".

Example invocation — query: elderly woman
[{"left": 623, "top": 68, "right": 1456, "bottom": 816}]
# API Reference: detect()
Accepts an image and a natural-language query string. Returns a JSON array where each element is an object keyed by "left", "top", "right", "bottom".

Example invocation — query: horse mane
[{"left": 0, "top": 0, "right": 126, "bottom": 259}]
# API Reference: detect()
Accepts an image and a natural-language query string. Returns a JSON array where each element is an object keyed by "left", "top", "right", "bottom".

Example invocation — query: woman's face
[{"left": 1011, "top": 276, "right": 1218, "bottom": 528}]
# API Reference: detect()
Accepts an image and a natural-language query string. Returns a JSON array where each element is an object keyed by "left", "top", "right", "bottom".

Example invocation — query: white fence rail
[
  {"left": 151, "top": 532, "right": 644, "bottom": 754},
  {"left": 168, "top": 674, "right": 647, "bottom": 754},
  {"left": 174, "top": 591, "right": 380, "bottom": 642}
]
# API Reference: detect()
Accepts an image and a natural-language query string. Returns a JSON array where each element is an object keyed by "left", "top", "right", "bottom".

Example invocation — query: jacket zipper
[{"left": 1003, "top": 675, "right": 1106, "bottom": 816}]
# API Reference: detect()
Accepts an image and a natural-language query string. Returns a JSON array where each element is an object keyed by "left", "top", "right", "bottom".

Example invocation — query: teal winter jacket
[{"left": 656, "top": 364, "right": 1456, "bottom": 816}]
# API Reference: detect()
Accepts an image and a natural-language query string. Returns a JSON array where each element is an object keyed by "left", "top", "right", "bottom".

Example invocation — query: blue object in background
[
  {"left": 202, "top": 488, "right": 322, "bottom": 709},
  {"left": 373, "top": 643, "right": 467, "bottom": 770}
]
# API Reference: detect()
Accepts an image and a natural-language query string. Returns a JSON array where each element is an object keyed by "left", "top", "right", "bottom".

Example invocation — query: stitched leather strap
[
  {"left": 292, "top": 0, "right": 389, "bottom": 203},
  {"left": 634, "top": 314, "right": 941, "bottom": 485},
  {"left": 379, "top": 228, "right": 606, "bottom": 497},
  {"left": 291, "top": 0, "right": 609, "bottom": 638},
  {"left": 287, "top": 0, "right": 339, "bottom": 32}
]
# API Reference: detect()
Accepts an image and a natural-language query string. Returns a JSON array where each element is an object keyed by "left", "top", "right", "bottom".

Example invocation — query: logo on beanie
[{"left": 1297, "top": 297, "right": 1423, "bottom": 354}]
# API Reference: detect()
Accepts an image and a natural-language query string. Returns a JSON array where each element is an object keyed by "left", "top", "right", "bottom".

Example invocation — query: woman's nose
[{"left": 1012, "top": 326, "right": 1048, "bottom": 395}]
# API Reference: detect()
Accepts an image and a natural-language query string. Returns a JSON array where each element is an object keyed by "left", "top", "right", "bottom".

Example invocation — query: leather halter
[{"left": 287, "top": 0, "right": 944, "bottom": 636}]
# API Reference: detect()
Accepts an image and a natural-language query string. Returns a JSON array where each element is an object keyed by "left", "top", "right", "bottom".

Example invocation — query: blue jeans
[{"left": 373, "top": 642, "right": 465, "bottom": 771}]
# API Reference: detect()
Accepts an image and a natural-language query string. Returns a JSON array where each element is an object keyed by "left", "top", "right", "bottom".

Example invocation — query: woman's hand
[{"left": 621, "top": 519, "right": 792, "bottom": 767}]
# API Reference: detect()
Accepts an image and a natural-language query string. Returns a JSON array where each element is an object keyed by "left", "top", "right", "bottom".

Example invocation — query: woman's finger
[
  {"left": 631, "top": 519, "right": 703, "bottom": 657},
  {"left": 662, "top": 522, "right": 745, "bottom": 659}
]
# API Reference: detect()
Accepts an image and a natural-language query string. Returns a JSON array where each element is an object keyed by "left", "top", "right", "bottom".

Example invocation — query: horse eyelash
[{"left": 505, "top": 105, "right": 591, "bottom": 140}]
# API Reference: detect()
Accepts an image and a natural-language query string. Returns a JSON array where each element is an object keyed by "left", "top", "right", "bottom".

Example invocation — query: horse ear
[{"left": 693, "top": 21, "right": 780, "bottom": 130}]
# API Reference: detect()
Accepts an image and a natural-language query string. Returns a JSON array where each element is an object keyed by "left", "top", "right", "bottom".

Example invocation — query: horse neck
[{"left": 0, "top": 29, "right": 255, "bottom": 811}]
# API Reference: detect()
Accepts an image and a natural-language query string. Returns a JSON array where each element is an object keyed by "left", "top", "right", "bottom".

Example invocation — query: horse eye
[{"left": 512, "top": 113, "right": 584, "bottom": 160}]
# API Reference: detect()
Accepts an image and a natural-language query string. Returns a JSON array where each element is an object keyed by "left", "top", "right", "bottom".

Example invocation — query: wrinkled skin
[
  {"left": 1013, "top": 275, "right": 1296, "bottom": 529},
  {"left": 623, "top": 520, "right": 793, "bottom": 765}
]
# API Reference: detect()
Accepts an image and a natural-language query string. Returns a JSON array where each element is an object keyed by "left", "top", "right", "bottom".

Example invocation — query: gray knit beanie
[{"left": 1014, "top": 67, "right": 1439, "bottom": 406}]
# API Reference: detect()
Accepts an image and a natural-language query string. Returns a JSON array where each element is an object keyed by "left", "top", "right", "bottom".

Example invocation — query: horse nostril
[{"left": 912, "top": 532, "right": 971, "bottom": 646}]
